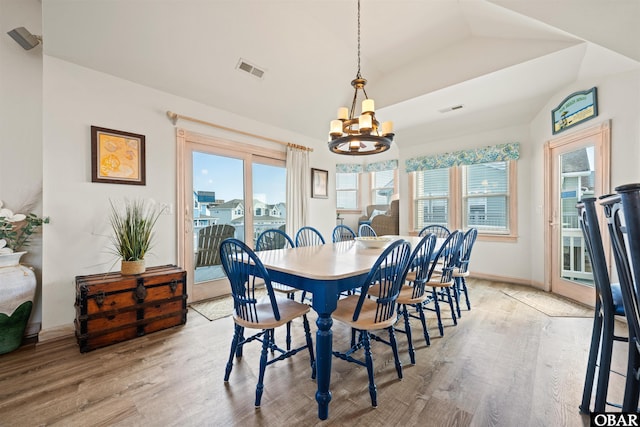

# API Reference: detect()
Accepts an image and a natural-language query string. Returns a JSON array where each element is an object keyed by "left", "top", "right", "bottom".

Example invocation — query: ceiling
[{"left": 41, "top": 0, "right": 640, "bottom": 149}]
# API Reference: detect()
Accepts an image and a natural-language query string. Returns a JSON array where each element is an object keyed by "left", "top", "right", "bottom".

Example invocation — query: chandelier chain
[{"left": 357, "top": 0, "right": 361, "bottom": 78}]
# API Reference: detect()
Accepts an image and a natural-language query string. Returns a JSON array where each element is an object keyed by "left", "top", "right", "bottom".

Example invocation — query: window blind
[{"left": 336, "top": 172, "right": 358, "bottom": 209}]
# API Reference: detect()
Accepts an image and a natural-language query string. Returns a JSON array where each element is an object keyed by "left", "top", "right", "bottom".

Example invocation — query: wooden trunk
[{"left": 74, "top": 265, "right": 187, "bottom": 353}]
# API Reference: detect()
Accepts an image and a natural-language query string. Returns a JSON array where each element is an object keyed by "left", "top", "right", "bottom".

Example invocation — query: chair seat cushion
[
  {"left": 333, "top": 295, "right": 396, "bottom": 331},
  {"left": 611, "top": 282, "right": 625, "bottom": 316},
  {"left": 233, "top": 297, "right": 310, "bottom": 329}
]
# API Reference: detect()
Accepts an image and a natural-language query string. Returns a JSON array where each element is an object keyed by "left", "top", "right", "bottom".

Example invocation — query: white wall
[
  {"left": 42, "top": 57, "right": 326, "bottom": 330},
  {"left": 0, "top": 0, "right": 44, "bottom": 332}
]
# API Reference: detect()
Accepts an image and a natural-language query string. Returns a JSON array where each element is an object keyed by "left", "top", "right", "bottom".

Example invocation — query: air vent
[
  {"left": 438, "top": 104, "right": 464, "bottom": 113},
  {"left": 236, "top": 58, "right": 265, "bottom": 80}
]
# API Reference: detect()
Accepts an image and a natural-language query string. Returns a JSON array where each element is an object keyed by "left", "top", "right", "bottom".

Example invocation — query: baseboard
[
  {"left": 38, "top": 323, "right": 75, "bottom": 343},
  {"left": 473, "top": 272, "right": 546, "bottom": 290},
  {"left": 24, "top": 322, "right": 41, "bottom": 339}
]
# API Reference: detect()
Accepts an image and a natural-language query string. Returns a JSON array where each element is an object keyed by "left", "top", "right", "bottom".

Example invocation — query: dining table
[{"left": 254, "top": 234, "right": 430, "bottom": 420}]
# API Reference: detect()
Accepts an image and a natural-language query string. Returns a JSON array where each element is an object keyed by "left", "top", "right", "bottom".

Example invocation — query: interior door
[{"left": 545, "top": 122, "right": 610, "bottom": 306}]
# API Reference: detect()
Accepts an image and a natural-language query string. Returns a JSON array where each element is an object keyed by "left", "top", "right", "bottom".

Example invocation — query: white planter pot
[{"left": 0, "top": 251, "right": 36, "bottom": 354}]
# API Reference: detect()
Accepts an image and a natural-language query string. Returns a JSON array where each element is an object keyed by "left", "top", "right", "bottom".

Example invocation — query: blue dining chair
[
  {"left": 332, "top": 239, "right": 412, "bottom": 407},
  {"left": 256, "top": 229, "right": 297, "bottom": 301},
  {"left": 577, "top": 197, "right": 627, "bottom": 413},
  {"left": 256, "top": 228, "right": 298, "bottom": 349},
  {"left": 452, "top": 227, "right": 478, "bottom": 316},
  {"left": 602, "top": 186, "right": 640, "bottom": 412},
  {"left": 419, "top": 224, "right": 450, "bottom": 238},
  {"left": 391, "top": 233, "right": 437, "bottom": 364},
  {"left": 219, "top": 238, "right": 316, "bottom": 407},
  {"left": 422, "top": 230, "right": 464, "bottom": 336},
  {"left": 358, "top": 223, "right": 377, "bottom": 237},
  {"left": 295, "top": 226, "right": 326, "bottom": 247},
  {"left": 294, "top": 226, "right": 325, "bottom": 302},
  {"left": 332, "top": 224, "right": 356, "bottom": 242}
]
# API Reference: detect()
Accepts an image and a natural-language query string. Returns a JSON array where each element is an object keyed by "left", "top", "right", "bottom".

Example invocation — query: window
[
  {"left": 462, "top": 162, "right": 510, "bottom": 231},
  {"left": 412, "top": 160, "right": 516, "bottom": 240},
  {"left": 371, "top": 169, "right": 395, "bottom": 205},
  {"left": 414, "top": 168, "right": 449, "bottom": 227},
  {"left": 336, "top": 172, "right": 359, "bottom": 210}
]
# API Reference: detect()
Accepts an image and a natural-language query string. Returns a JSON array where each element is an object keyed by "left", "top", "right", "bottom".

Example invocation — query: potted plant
[
  {"left": 108, "top": 199, "right": 164, "bottom": 275},
  {"left": 0, "top": 200, "right": 48, "bottom": 354},
  {"left": 0, "top": 200, "right": 49, "bottom": 259}
]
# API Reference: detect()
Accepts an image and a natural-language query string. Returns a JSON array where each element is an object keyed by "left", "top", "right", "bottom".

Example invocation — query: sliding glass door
[
  {"left": 178, "top": 130, "right": 286, "bottom": 302},
  {"left": 252, "top": 159, "right": 287, "bottom": 245},
  {"left": 192, "top": 152, "right": 245, "bottom": 287}
]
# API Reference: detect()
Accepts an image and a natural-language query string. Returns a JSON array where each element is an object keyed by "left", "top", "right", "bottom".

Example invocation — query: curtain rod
[{"left": 166, "top": 111, "right": 314, "bottom": 152}]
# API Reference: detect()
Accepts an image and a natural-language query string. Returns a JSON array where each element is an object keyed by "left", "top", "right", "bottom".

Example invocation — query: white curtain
[{"left": 286, "top": 146, "right": 309, "bottom": 237}]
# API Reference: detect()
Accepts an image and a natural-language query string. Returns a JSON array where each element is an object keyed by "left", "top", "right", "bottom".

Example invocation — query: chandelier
[{"left": 328, "top": 0, "right": 394, "bottom": 155}]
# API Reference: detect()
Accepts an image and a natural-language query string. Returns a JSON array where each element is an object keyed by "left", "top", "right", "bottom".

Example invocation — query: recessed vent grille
[
  {"left": 236, "top": 58, "right": 265, "bottom": 79},
  {"left": 438, "top": 104, "right": 464, "bottom": 113}
]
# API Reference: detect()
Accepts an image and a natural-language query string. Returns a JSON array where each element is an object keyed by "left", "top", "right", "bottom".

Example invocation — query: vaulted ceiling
[{"left": 42, "top": 0, "right": 640, "bottom": 148}]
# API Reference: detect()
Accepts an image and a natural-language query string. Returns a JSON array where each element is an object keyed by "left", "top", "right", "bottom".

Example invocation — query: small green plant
[
  {"left": 108, "top": 199, "right": 164, "bottom": 261},
  {"left": 0, "top": 200, "right": 49, "bottom": 254}
]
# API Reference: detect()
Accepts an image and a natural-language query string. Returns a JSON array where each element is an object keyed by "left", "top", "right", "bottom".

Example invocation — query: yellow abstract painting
[
  {"left": 91, "top": 126, "right": 145, "bottom": 185},
  {"left": 98, "top": 133, "right": 140, "bottom": 180}
]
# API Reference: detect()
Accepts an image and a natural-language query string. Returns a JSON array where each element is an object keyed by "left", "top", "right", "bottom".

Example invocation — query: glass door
[
  {"left": 546, "top": 122, "right": 610, "bottom": 306},
  {"left": 251, "top": 159, "right": 287, "bottom": 246},
  {"left": 192, "top": 152, "right": 245, "bottom": 300}
]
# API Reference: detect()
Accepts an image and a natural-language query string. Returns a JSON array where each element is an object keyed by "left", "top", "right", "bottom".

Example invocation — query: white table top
[{"left": 256, "top": 235, "right": 438, "bottom": 281}]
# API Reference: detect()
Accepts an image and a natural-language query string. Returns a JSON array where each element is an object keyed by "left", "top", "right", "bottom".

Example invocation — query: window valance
[
  {"left": 336, "top": 160, "right": 398, "bottom": 173},
  {"left": 336, "top": 163, "right": 363, "bottom": 173},
  {"left": 365, "top": 159, "right": 398, "bottom": 172},
  {"left": 405, "top": 143, "right": 520, "bottom": 172}
]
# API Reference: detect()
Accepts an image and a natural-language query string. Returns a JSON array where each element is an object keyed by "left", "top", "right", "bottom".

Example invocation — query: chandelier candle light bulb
[
  {"left": 381, "top": 121, "right": 393, "bottom": 136},
  {"left": 362, "top": 99, "right": 375, "bottom": 113},
  {"left": 359, "top": 114, "right": 372, "bottom": 131},
  {"left": 330, "top": 120, "right": 343, "bottom": 136}
]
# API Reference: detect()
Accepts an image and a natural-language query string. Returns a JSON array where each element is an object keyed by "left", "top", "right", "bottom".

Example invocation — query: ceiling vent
[
  {"left": 438, "top": 104, "right": 464, "bottom": 113},
  {"left": 236, "top": 58, "right": 265, "bottom": 79}
]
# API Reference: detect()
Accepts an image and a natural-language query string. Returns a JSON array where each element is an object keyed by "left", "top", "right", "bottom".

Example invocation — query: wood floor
[{"left": 0, "top": 279, "right": 629, "bottom": 426}]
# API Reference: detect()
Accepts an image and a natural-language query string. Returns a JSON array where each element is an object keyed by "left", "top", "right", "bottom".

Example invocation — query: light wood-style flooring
[{"left": 0, "top": 279, "right": 629, "bottom": 426}]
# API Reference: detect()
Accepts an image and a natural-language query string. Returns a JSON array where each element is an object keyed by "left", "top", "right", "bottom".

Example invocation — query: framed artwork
[
  {"left": 91, "top": 126, "right": 146, "bottom": 185},
  {"left": 552, "top": 87, "right": 598, "bottom": 134},
  {"left": 311, "top": 168, "right": 328, "bottom": 199}
]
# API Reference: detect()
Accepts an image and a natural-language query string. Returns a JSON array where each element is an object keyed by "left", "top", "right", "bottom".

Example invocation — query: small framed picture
[
  {"left": 91, "top": 126, "right": 146, "bottom": 185},
  {"left": 311, "top": 168, "right": 328, "bottom": 199}
]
